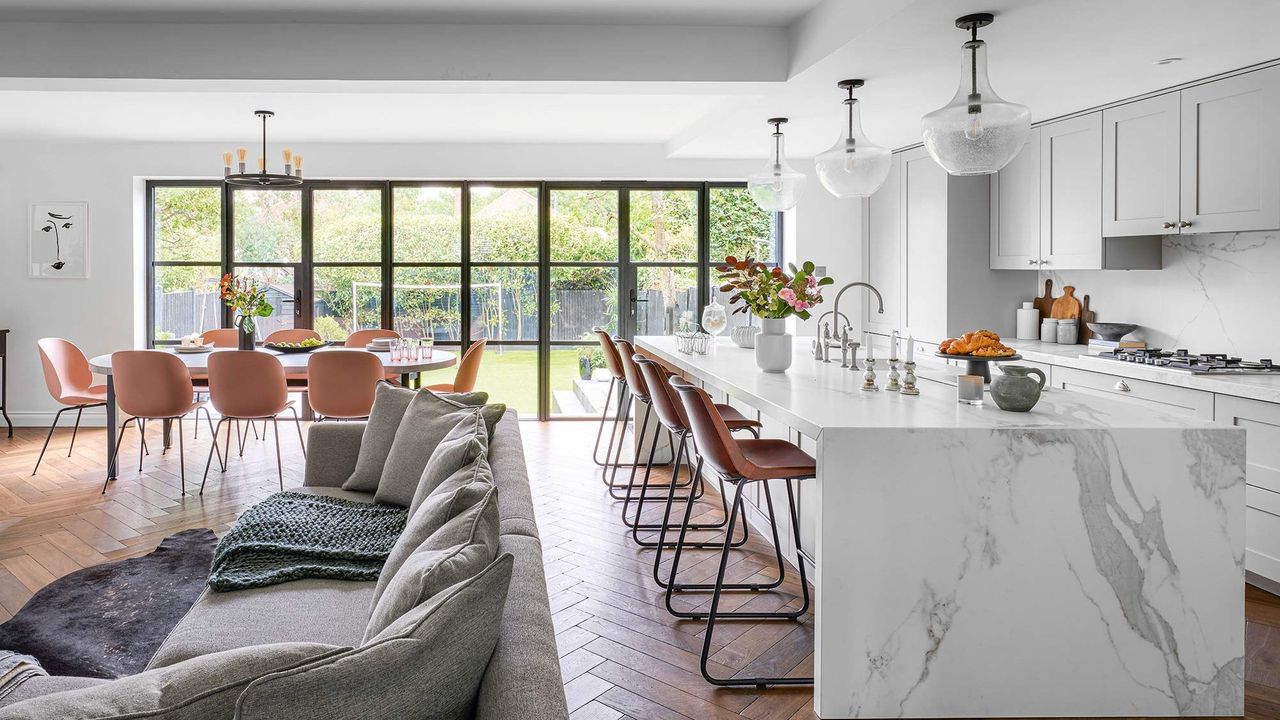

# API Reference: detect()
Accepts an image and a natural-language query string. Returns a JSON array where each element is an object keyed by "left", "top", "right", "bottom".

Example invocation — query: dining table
[{"left": 88, "top": 345, "right": 456, "bottom": 481}]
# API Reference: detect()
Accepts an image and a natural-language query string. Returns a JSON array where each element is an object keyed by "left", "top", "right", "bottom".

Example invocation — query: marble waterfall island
[{"left": 637, "top": 336, "right": 1245, "bottom": 719}]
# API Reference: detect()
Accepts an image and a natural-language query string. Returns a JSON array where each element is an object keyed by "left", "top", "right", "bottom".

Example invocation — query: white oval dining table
[{"left": 88, "top": 346, "right": 456, "bottom": 480}]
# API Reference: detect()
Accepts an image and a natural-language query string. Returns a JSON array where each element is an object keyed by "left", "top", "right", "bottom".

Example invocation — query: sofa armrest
[{"left": 304, "top": 422, "right": 366, "bottom": 488}]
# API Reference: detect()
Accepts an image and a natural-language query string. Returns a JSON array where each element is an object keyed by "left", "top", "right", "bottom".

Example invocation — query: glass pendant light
[
  {"left": 747, "top": 118, "right": 806, "bottom": 212},
  {"left": 921, "top": 13, "right": 1030, "bottom": 176},
  {"left": 814, "top": 79, "right": 892, "bottom": 198}
]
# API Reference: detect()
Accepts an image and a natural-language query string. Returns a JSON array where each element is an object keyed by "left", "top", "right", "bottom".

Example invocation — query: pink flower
[
  {"left": 806, "top": 275, "right": 817, "bottom": 289},
  {"left": 778, "top": 287, "right": 797, "bottom": 304}
]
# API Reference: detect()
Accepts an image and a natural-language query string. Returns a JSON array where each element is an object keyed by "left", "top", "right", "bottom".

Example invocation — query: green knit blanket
[{"left": 208, "top": 492, "right": 408, "bottom": 592}]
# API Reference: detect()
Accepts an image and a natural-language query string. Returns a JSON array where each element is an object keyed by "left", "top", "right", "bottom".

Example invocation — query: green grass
[{"left": 417, "top": 346, "right": 582, "bottom": 418}]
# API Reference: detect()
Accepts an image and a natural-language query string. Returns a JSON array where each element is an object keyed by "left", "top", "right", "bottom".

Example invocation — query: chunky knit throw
[{"left": 208, "top": 492, "right": 408, "bottom": 592}]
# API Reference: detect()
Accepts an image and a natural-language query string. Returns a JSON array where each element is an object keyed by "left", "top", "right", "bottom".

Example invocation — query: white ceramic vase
[
  {"left": 731, "top": 325, "right": 760, "bottom": 348},
  {"left": 753, "top": 318, "right": 792, "bottom": 373}
]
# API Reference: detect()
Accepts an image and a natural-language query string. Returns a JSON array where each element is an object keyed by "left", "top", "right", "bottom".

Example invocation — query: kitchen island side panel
[{"left": 815, "top": 426, "right": 1245, "bottom": 719}]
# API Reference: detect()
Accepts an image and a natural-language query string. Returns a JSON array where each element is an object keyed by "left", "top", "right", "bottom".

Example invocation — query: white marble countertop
[
  {"left": 637, "top": 336, "right": 1219, "bottom": 437},
  {"left": 1002, "top": 338, "right": 1280, "bottom": 404}
]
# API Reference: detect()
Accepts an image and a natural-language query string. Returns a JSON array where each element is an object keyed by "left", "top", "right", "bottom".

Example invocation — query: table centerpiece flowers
[
  {"left": 218, "top": 273, "right": 274, "bottom": 350},
  {"left": 716, "top": 256, "right": 832, "bottom": 372}
]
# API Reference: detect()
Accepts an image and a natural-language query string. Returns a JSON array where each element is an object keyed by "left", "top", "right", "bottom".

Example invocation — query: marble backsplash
[{"left": 1037, "top": 230, "right": 1276, "bottom": 360}]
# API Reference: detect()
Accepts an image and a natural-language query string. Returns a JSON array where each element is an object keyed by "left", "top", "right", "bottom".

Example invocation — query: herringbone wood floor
[{"left": 1, "top": 419, "right": 1278, "bottom": 719}]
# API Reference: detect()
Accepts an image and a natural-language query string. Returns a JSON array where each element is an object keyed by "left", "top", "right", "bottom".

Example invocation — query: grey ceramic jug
[{"left": 990, "top": 365, "right": 1046, "bottom": 412}]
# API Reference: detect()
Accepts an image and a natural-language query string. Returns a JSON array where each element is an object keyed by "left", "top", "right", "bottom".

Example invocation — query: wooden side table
[{"left": 0, "top": 329, "right": 11, "bottom": 438}]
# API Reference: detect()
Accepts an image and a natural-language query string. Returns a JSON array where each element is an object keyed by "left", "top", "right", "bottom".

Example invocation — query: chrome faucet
[{"left": 830, "top": 282, "right": 885, "bottom": 336}]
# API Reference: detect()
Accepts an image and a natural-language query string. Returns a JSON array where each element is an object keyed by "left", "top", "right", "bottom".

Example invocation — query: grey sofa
[{"left": 0, "top": 412, "right": 568, "bottom": 720}]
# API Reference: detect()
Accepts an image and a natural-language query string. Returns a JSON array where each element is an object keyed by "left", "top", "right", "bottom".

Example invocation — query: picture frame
[{"left": 29, "top": 201, "right": 89, "bottom": 279}]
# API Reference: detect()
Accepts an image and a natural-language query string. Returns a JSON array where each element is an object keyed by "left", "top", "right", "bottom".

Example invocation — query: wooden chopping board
[
  {"left": 1032, "top": 278, "right": 1054, "bottom": 319},
  {"left": 1079, "top": 294, "right": 1096, "bottom": 344},
  {"left": 1051, "top": 285, "right": 1082, "bottom": 320}
]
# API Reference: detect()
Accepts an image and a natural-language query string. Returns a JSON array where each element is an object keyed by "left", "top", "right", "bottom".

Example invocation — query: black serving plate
[
  {"left": 264, "top": 341, "right": 331, "bottom": 354},
  {"left": 935, "top": 351, "right": 1023, "bottom": 383}
]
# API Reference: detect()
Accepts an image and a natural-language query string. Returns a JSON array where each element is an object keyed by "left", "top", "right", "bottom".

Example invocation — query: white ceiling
[
  {"left": 0, "top": 0, "right": 823, "bottom": 26},
  {"left": 0, "top": 0, "right": 1276, "bottom": 158}
]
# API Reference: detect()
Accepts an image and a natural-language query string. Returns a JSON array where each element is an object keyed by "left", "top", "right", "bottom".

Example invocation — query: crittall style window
[{"left": 146, "top": 180, "right": 779, "bottom": 420}]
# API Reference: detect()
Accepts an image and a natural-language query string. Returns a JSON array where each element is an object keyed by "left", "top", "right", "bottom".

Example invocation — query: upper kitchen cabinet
[
  {"left": 1103, "top": 65, "right": 1279, "bottom": 237},
  {"left": 867, "top": 147, "right": 1024, "bottom": 344},
  {"left": 989, "top": 127, "right": 1041, "bottom": 269},
  {"left": 863, "top": 153, "right": 902, "bottom": 334},
  {"left": 1040, "top": 114, "right": 1104, "bottom": 269},
  {"left": 1181, "top": 66, "right": 1280, "bottom": 233},
  {"left": 1103, "top": 93, "right": 1181, "bottom": 236}
]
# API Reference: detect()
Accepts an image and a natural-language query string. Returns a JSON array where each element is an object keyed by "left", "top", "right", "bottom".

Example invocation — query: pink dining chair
[
  {"left": 426, "top": 339, "right": 486, "bottom": 393},
  {"left": 104, "top": 350, "right": 220, "bottom": 495},
  {"left": 33, "top": 338, "right": 108, "bottom": 475},
  {"left": 199, "top": 329, "right": 239, "bottom": 348},
  {"left": 307, "top": 350, "right": 384, "bottom": 420},
  {"left": 201, "top": 350, "right": 305, "bottom": 493},
  {"left": 344, "top": 329, "right": 399, "bottom": 348}
]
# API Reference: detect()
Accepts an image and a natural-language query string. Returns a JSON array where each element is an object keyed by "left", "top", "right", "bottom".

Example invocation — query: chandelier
[{"left": 222, "top": 110, "right": 305, "bottom": 187}]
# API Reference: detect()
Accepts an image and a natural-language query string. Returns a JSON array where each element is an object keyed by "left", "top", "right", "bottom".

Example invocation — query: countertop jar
[
  {"left": 1057, "top": 318, "right": 1079, "bottom": 345},
  {"left": 1040, "top": 318, "right": 1059, "bottom": 343}
]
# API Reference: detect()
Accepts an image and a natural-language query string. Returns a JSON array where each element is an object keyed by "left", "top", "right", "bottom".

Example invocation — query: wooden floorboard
[{"left": 0, "top": 420, "right": 1277, "bottom": 718}]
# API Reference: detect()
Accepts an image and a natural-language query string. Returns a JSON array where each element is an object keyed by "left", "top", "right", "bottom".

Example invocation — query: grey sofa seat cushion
[
  {"left": 235, "top": 555, "right": 513, "bottom": 720},
  {"left": 377, "top": 469, "right": 492, "bottom": 604},
  {"left": 342, "top": 383, "right": 488, "bottom": 494},
  {"left": 365, "top": 485, "right": 500, "bottom": 641},
  {"left": 0, "top": 642, "right": 344, "bottom": 720},
  {"left": 148, "top": 580, "right": 375, "bottom": 670},
  {"left": 406, "top": 413, "right": 490, "bottom": 515},
  {"left": 373, "top": 392, "right": 488, "bottom": 507},
  {"left": 477, "top": 534, "right": 569, "bottom": 720},
  {"left": 0, "top": 677, "right": 108, "bottom": 711}
]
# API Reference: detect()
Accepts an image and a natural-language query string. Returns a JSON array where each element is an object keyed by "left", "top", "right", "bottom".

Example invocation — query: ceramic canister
[
  {"left": 1057, "top": 318, "right": 1078, "bottom": 345},
  {"left": 1016, "top": 301, "right": 1040, "bottom": 340},
  {"left": 1040, "top": 318, "right": 1059, "bottom": 343}
]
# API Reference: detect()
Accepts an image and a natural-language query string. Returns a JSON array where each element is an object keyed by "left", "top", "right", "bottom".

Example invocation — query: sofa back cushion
[
  {"left": 236, "top": 554, "right": 514, "bottom": 720},
  {"left": 0, "top": 642, "right": 344, "bottom": 720},
  {"left": 365, "top": 485, "right": 500, "bottom": 641},
  {"left": 342, "top": 383, "right": 488, "bottom": 494}
]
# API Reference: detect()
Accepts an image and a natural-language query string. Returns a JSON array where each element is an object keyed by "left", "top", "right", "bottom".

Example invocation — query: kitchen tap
[{"left": 830, "top": 282, "right": 885, "bottom": 339}]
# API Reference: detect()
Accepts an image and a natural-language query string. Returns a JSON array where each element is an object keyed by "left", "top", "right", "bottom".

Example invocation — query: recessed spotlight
[{"left": 1153, "top": 57, "right": 1183, "bottom": 65}]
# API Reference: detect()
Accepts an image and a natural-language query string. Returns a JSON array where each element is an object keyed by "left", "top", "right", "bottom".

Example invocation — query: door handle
[
  {"left": 1179, "top": 220, "right": 1192, "bottom": 228},
  {"left": 294, "top": 289, "right": 302, "bottom": 318},
  {"left": 628, "top": 289, "right": 647, "bottom": 318}
]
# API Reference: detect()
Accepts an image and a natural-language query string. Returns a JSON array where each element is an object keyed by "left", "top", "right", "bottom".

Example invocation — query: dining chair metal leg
[
  {"left": 697, "top": 486, "right": 813, "bottom": 688},
  {"left": 67, "top": 406, "right": 84, "bottom": 458},
  {"left": 289, "top": 406, "right": 306, "bottom": 458},
  {"left": 102, "top": 418, "right": 136, "bottom": 494},
  {"left": 201, "top": 417, "right": 227, "bottom": 494},
  {"left": 176, "top": 417, "right": 186, "bottom": 495},
  {"left": 271, "top": 417, "right": 284, "bottom": 491},
  {"left": 32, "top": 406, "right": 72, "bottom": 476},
  {"left": 591, "top": 378, "right": 617, "bottom": 467}
]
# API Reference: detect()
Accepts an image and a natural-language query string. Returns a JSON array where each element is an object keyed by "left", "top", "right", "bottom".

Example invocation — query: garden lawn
[{"left": 416, "top": 347, "right": 582, "bottom": 418}]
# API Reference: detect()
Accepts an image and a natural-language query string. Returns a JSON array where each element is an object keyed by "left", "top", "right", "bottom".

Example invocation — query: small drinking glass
[
  {"left": 406, "top": 338, "right": 420, "bottom": 362},
  {"left": 389, "top": 339, "right": 404, "bottom": 363},
  {"left": 421, "top": 338, "right": 434, "bottom": 359},
  {"left": 957, "top": 375, "right": 984, "bottom": 406}
]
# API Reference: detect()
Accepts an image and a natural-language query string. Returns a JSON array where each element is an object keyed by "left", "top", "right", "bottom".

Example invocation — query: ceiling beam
[{"left": 0, "top": 22, "right": 788, "bottom": 83}]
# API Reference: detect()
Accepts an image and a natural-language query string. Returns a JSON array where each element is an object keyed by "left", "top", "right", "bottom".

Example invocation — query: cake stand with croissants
[{"left": 935, "top": 351, "right": 1023, "bottom": 383}]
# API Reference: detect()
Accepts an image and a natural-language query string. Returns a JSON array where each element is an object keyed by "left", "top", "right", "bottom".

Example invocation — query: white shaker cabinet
[
  {"left": 1180, "top": 65, "right": 1280, "bottom": 234},
  {"left": 902, "top": 147, "right": 950, "bottom": 344},
  {"left": 1215, "top": 395, "right": 1280, "bottom": 587},
  {"left": 1040, "top": 114, "right": 1104, "bottom": 270},
  {"left": 1102, "top": 92, "right": 1182, "bottom": 237},
  {"left": 989, "top": 127, "right": 1041, "bottom": 269},
  {"left": 862, "top": 153, "right": 902, "bottom": 334}
]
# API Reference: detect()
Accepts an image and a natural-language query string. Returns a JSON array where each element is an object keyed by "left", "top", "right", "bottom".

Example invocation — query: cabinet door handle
[
  {"left": 1162, "top": 221, "right": 1176, "bottom": 229},
  {"left": 1179, "top": 220, "right": 1192, "bottom": 228},
  {"left": 1039, "top": 259, "right": 1048, "bottom": 266},
  {"left": 1114, "top": 380, "right": 1131, "bottom": 392},
  {"left": 1027, "top": 259, "right": 1038, "bottom": 266}
]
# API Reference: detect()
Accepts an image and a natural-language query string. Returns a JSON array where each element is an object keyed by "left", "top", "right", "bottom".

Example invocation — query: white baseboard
[{"left": 6, "top": 409, "right": 109, "bottom": 428}]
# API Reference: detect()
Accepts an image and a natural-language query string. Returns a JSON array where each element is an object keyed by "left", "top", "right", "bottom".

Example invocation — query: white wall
[
  {"left": 790, "top": 167, "right": 863, "bottom": 338},
  {"left": 1035, "top": 230, "right": 1277, "bottom": 360},
  {"left": 0, "top": 139, "right": 773, "bottom": 424}
]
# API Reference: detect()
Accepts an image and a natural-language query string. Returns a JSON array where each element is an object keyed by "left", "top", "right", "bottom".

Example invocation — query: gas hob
[{"left": 1095, "top": 348, "right": 1278, "bottom": 374}]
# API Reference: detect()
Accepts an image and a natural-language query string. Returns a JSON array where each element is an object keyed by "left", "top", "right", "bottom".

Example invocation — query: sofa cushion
[
  {"left": 0, "top": 677, "right": 108, "bottom": 711},
  {"left": 148, "top": 580, "right": 375, "bottom": 670},
  {"left": 372, "top": 392, "right": 485, "bottom": 507},
  {"left": 342, "top": 383, "right": 488, "bottom": 494},
  {"left": 235, "top": 555, "right": 513, "bottom": 720},
  {"left": 0, "top": 642, "right": 344, "bottom": 720},
  {"left": 365, "top": 485, "right": 500, "bottom": 641},
  {"left": 377, "top": 473, "right": 492, "bottom": 605},
  {"left": 405, "top": 413, "right": 491, "bottom": 515}
]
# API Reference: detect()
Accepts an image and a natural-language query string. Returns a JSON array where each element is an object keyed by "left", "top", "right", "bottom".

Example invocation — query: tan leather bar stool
[
  {"left": 606, "top": 338, "right": 693, "bottom": 503},
  {"left": 631, "top": 355, "right": 760, "bottom": 570},
  {"left": 590, "top": 327, "right": 626, "bottom": 469},
  {"left": 670, "top": 378, "right": 814, "bottom": 688}
]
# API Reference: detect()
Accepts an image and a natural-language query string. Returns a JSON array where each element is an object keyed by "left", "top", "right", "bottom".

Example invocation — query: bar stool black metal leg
[
  {"left": 630, "top": 432, "right": 738, "bottom": 546},
  {"left": 591, "top": 378, "right": 617, "bottom": 467},
  {"left": 698, "top": 486, "right": 813, "bottom": 688},
  {"left": 784, "top": 478, "right": 811, "bottom": 616}
]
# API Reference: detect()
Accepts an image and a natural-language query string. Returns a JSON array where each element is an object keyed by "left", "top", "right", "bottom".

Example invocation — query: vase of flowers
[
  {"left": 717, "top": 256, "right": 832, "bottom": 373},
  {"left": 218, "top": 274, "right": 274, "bottom": 351}
]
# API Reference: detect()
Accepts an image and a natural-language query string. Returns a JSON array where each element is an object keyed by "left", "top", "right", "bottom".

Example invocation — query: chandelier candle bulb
[
  {"left": 294, "top": 155, "right": 303, "bottom": 177},
  {"left": 221, "top": 151, "right": 232, "bottom": 176}
]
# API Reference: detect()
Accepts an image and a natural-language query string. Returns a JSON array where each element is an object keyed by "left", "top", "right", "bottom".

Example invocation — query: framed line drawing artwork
[{"left": 30, "top": 201, "right": 89, "bottom": 279}]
